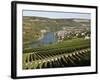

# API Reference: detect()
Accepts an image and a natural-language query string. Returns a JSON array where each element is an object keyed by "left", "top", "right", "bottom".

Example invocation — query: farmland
[
  {"left": 22, "top": 38, "right": 90, "bottom": 69},
  {"left": 22, "top": 16, "right": 91, "bottom": 69}
]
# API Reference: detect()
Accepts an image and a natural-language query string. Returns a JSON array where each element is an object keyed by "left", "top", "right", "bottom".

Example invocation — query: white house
[
  {"left": 85, "top": 36, "right": 90, "bottom": 40},
  {"left": 41, "top": 29, "right": 46, "bottom": 33}
]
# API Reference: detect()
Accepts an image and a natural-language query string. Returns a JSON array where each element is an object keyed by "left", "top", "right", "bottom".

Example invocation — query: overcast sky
[{"left": 23, "top": 10, "right": 91, "bottom": 19}]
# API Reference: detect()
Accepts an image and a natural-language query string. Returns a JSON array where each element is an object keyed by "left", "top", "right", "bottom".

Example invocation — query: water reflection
[{"left": 32, "top": 32, "right": 57, "bottom": 48}]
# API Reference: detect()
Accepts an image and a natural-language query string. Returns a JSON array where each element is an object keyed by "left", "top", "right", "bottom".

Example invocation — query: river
[{"left": 31, "top": 32, "right": 57, "bottom": 48}]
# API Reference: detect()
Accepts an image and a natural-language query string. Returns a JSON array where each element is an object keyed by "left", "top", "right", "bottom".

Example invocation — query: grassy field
[
  {"left": 22, "top": 38, "right": 90, "bottom": 69},
  {"left": 23, "top": 38, "right": 90, "bottom": 53}
]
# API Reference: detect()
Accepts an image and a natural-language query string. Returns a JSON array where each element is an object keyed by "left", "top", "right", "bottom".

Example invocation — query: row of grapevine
[{"left": 23, "top": 48, "right": 90, "bottom": 69}]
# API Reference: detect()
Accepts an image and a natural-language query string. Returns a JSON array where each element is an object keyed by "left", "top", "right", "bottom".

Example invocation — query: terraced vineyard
[{"left": 23, "top": 38, "right": 91, "bottom": 69}]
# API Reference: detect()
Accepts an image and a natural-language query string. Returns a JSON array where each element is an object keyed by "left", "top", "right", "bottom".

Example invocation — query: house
[
  {"left": 57, "top": 31, "right": 65, "bottom": 40},
  {"left": 57, "top": 30, "right": 68, "bottom": 41},
  {"left": 85, "top": 36, "right": 90, "bottom": 40},
  {"left": 41, "top": 29, "right": 46, "bottom": 33}
]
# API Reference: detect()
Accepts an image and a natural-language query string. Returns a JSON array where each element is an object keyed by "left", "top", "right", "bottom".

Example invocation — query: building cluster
[{"left": 57, "top": 28, "right": 90, "bottom": 41}]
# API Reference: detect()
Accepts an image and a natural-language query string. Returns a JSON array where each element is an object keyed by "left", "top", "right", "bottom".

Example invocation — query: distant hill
[{"left": 23, "top": 16, "right": 90, "bottom": 30}]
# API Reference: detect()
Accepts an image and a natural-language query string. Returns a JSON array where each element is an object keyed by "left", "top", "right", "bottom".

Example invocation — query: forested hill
[{"left": 23, "top": 16, "right": 90, "bottom": 31}]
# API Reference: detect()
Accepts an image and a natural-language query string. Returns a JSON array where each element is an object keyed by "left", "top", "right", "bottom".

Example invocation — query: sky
[{"left": 23, "top": 10, "right": 91, "bottom": 19}]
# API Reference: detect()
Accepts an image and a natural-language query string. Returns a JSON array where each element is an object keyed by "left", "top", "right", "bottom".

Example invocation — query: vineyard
[{"left": 22, "top": 38, "right": 91, "bottom": 69}]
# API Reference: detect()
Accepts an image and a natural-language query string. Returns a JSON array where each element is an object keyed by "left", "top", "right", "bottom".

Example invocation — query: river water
[{"left": 31, "top": 32, "right": 57, "bottom": 48}]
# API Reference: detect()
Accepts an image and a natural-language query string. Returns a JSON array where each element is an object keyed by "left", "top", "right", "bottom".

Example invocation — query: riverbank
[{"left": 38, "top": 33, "right": 44, "bottom": 40}]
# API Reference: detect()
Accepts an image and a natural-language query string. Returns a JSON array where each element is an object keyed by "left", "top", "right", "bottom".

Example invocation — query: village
[{"left": 56, "top": 27, "right": 90, "bottom": 42}]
